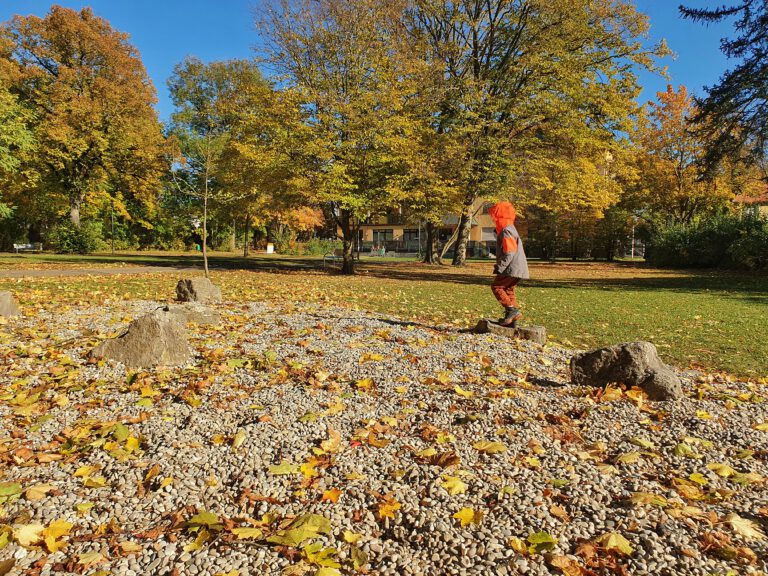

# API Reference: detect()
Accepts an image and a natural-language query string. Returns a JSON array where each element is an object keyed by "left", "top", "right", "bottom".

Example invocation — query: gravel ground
[{"left": 0, "top": 299, "right": 766, "bottom": 576}]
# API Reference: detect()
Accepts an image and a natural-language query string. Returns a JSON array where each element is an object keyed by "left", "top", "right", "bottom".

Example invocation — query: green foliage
[
  {"left": 648, "top": 213, "right": 768, "bottom": 270},
  {"left": 46, "top": 221, "right": 104, "bottom": 254},
  {"left": 281, "top": 238, "right": 341, "bottom": 256}
]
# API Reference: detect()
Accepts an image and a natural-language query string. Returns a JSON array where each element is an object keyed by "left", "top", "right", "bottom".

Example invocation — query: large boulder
[
  {"left": 474, "top": 318, "right": 547, "bottom": 345},
  {"left": 176, "top": 277, "right": 222, "bottom": 304},
  {"left": 90, "top": 310, "right": 191, "bottom": 368},
  {"left": 569, "top": 341, "right": 683, "bottom": 401},
  {"left": 163, "top": 303, "right": 221, "bottom": 325},
  {"left": 0, "top": 291, "right": 21, "bottom": 317}
]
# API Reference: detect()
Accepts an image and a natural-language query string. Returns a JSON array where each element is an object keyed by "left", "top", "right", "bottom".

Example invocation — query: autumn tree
[
  {"left": 1, "top": 6, "right": 168, "bottom": 228},
  {"left": 0, "top": 81, "right": 35, "bottom": 219},
  {"left": 633, "top": 85, "right": 736, "bottom": 224},
  {"left": 263, "top": 0, "right": 419, "bottom": 274},
  {"left": 408, "top": 0, "right": 667, "bottom": 265},
  {"left": 680, "top": 1, "right": 768, "bottom": 168},
  {"left": 216, "top": 82, "right": 312, "bottom": 257},
  {"left": 169, "top": 58, "right": 270, "bottom": 275}
]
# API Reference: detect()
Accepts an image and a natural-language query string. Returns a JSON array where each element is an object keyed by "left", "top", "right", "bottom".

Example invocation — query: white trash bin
[{"left": 266, "top": 243, "right": 274, "bottom": 254}]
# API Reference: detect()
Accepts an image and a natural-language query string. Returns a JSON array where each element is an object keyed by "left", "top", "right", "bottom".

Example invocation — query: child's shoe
[{"left": 498, "top": 307, "right": 522, "bottom": 327}]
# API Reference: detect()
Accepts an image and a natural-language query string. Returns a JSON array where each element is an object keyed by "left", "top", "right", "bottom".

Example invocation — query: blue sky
[{"left": 1, "top": 1, "right": 738, "bottom": 121}]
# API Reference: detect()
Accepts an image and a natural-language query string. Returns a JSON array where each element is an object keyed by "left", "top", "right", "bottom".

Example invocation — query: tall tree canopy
[
  {"left": 0, "top": 6, "right": 168, "bottom": 227},
  {"left": 409, "top": 0, "right": 667, "bottom": 265},
  {"left": 680, "top": 1, "right": 768, "bottom": 169},
  {"left": 264, "top": 0, "right": 420, "bottom": 274}
]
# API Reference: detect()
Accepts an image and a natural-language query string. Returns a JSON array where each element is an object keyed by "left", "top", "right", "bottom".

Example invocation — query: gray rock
[
  {"left": 569, "top": 341, "right": 683, "bottom": 400},
  {"left": 163, "top": 303, "right": 221, "bottom": 325},
  {"left": 90, "top": 310, "right": 191, "bottom": 368},
  {"left": 0, "top": 291, "right": 21, "bottom": 317},
  {"left": 176, "top": 278, "right": 222, "bottom": 304},
  {"left": 474, "top": 318, "right": 547, "bottom": 345}
]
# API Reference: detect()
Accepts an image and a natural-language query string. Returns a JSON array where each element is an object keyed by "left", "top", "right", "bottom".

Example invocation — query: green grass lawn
[{"left": 1, "top": 254, "right": 765, "bottom": 378}]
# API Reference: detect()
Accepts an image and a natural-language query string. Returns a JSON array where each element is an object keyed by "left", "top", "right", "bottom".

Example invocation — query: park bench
[
  {"left": 13, "top": 242, "right": 43, "bottom": 253},
  {"left": 323, "top": 248, "right": 360, "bottom": 268}
]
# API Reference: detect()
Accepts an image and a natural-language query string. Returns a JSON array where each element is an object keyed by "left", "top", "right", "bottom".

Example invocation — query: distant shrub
[
  {"left": 46, "top": 221, "right": 105, "bottom": 254},
  {"left": 647, "top": 213, "right": 768, "bottom": 270}
]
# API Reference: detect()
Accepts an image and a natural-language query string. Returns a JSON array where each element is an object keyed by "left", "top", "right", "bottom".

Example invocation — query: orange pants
[{"left": 491, "top": 275, "right": 519, "bottom": 308}]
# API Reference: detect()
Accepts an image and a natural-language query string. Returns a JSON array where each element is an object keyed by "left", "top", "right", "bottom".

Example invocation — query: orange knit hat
[{"left": 488, "top": 202, "right": 517, "bottom": 234}]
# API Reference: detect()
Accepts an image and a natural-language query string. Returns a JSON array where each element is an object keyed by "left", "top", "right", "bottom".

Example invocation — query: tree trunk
[
  {"left": 202, "top": 168, "right": 210, "bottom": 278},
  {"left": 452, "top": 207, "right": 472, "bottom": 266},
  {"left": 423, "top": 221, "right": 441, "bottom": 264},
  {"left": 229, "top": 219, "right": 236, "bottom": 252},
  {"left": 69, "top": 196, "right": 82, "bottom": 227},
  {"left": 339, "top": 208, "right": 355, "bottom": 275},
  {"left": 243, "top": 214, "right": 250, "bottom": 258}
]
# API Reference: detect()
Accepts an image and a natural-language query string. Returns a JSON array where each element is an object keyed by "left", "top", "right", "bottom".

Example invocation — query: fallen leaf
[
  {"left": 231, "top": 527, "right": 263, "bottom": 540},
  {"left": 595, "top": 532, "right": 633, "bottom": 556},
  {"left": 472, "top": 440, "right": 507, "bottom": 454},
  {"left": 441, "top": 475, "right": 468, "bottom": 495},
  {"left": 453, "top": 507, "right": 483, "bottom": 527},
  {"left": 725, "top": 513, "right": 765, "bottom": 540}
]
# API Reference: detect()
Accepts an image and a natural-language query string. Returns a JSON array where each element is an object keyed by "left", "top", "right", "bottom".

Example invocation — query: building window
[
  {"left": 403, "top": 229, "right": 419, "bottom": 242},
  {"left": 372, "top": 229, "right": 393, "bottom": 245}
]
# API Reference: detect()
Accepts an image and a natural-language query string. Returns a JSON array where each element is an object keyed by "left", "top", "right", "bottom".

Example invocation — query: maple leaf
[
  {"left": 377, "top": 495, "right": 401, "bottom": 520},
  {"left": 269, "top": 461, "right": 300, "bottom": 475},
  {"left": 707, "top": 462, "right": 736, "bottom": 478},
  {"left": 42, "top": 519, "right": 72, "bottom": 552},
  {"left": 441, "top": 475, "right": 468, "bottom": 495},
  {"left": 24, "top": 484, "right": 54, "bottom": 501},
  {"left": 725, "top": 513, "right": 765, "bottom": 540},
  {"left": 13, "top": 524, "right": 44, "bottom": 547},
  {"left": 629, "top": 492, "right": 668, "bottom": 507},
  {"left": 231, "top": 527, "right": 263, "bottom": 540},
  {"left": 454, "top": 385, "right": 474, "bottom": 398},
  {"left": 317, "top": 428, "right": 342, "bottom": 454},
  {"left": 472, "top": 440, "right": 507, "bottom": 454},
  {"left": 453, "top": 507, "right": 483, "bottom": 527},
  {"left": 343, "top": 530, "right": 363, "bottom": 544},
  {"left": 321, "top": 488, "right": 342, "bottom": 503},
  {"left": 527, "top": 531, "right": 557, "bottom": 554},
  {"left": 187, "top": 511, "right": 223, "bottom": 533},
  {"left": 594, "top": 532, "right": 633, "bottom": 556},
  {"left": 548, "top": 554, "right": 585, "bottom": 576},
  {"left": 267, "top": 514, "right": 331, "bottom": 547}
]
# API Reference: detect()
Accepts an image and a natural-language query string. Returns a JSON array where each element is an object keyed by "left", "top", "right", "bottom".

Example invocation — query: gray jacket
[{"left": 494, "top": 225, "right": 529, "bottom": 279}]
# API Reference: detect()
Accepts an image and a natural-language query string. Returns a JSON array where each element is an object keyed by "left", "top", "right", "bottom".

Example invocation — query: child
[{"left": 488, "top": 201, "right": 529, "bottom": 326}]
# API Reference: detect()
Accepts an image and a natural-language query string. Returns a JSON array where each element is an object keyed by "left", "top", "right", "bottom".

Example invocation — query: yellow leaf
[
  {"left": 415, "top": 447, "right": 437, "bottom": 458},
  {"left": 548, "top": 554, "right": 585, "bottom": 576},
  {"left": 77, "top": 551, "right": 106, "bottom": 568},
  {"left": 231, "top": 527, "right": 263, "bottom": 540},
  {"left": 629, "top": 492, "right": 667, "bottom": 507},
  {"left": 343, "top": 530, "right": 363, "bottom": 544},
  {"left": 322, "top": 488, "right": 342, "bottom": 503},
  {"left": 318, "top": 428, "right": 342, "bottom": 454},
  {"left": 184, "top": 528, "right": 211, "bottom": 552},
  {"left": 595, "top": 532, "right": 633, "bottom": 556},
  {"left": 707, "top": 462, "right": 736, "bottom": 478},
  {"left": 316, "top": 569, "right": 341, "bottom": 576},
  {"left": 232, "top": 429, "right": 246, "bottom": 449},
  {"left": 13, "top": 524, "right": 44, "bottom": 547},
  {"left": 509, "top": 536, "right": 528, "bottom": 554},
  {"left": 43, "top": 519, "right": 72, "bottom": 552},
  {"left": 472, "top": 440, "right": 507, "bottom": 454},
  {"left": 75, "top": 502, "right": 94, "bottom": 515},
  {"left": 725, "top": 513, "right": 765, "bottom": 540},
  {"left": 82, "top": 476, "right": 107, "bottom": 488},
  {"left": 269, "top": 461, "right": 299, "bottom": 475},
  {"left": 25, "top": 484, "right": 55, "bottom": 501},
  {"left": 377, "top": 498, "right": 401, "bottom": 520},
  {"left": 118, "top": 541, "right": 143, "bottom": 553},
  {"left": 454, "top": 385, "right": 474, "bottom": 398},
  {"left": 441, "top": 475, "right": 468, "bottom": 495},
  {"left": 73, "top": 465, "right": 99, "bottom": 478},
  {"left": 695, "top": 410, "right": 712, "bottom": 420},
  {"left": 453, "top": 507, "right": 483, "bottom": 527},
  {"left": 266, "top": 514, "right": 331, "bottom": 546},
  {"left": 688, "top": 473, "right": 708, "bottom": 486},
  {"left": 125, "top": 436, "right": 140, "bottom": 453},
  {"left": 159, "top": 477, "right": 174, "bottom": 489},
  {"left": 628, "top": 437, "right": 655, "bottom": 449},
  {"left": 616, "top": 452, "right": 641, "bottom": 464},
  {"left": 753, "top": 422, "right": 768, "bottom": 431},
  {"left": 355, "top": 378, "right": 374, "bottom": 390}
]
